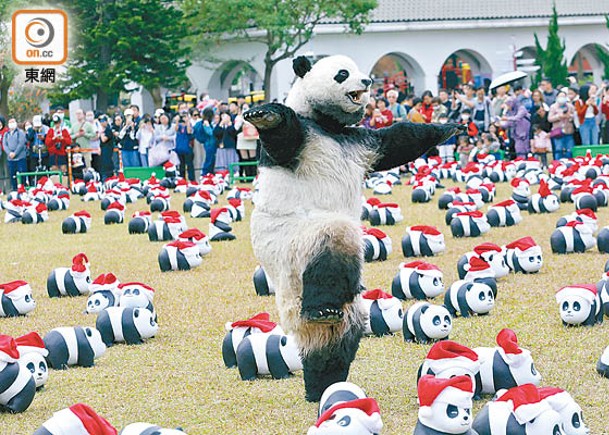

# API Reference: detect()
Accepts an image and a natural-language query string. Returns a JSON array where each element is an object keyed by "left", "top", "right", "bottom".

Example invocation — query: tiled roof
[{"left": 365, "top": 0, "right": 608, "bottom": 23}]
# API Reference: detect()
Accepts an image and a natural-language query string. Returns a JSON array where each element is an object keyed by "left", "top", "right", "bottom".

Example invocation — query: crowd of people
[
  {"left": 0, "top": 95, "right": 259, "bottom": 190},
  {"left": 361, "top": 78, "right": 609, "bottom": 168},
  {"left": 1, "top": 78, "right": 609, "bottom": 191}
]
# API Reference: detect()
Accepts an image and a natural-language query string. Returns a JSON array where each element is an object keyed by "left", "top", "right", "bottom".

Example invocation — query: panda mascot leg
[{"left": 246, "top": 55, "right": 463, "bottom": 402}]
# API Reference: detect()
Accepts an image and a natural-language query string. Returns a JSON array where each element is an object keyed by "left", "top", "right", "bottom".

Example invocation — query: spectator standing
[
  {"left": 420, "top": 90, "right": 434, "bottom": 123},
  {"left": 118, "top": 108, "right": 140, "bottom": 168},
  {"left": 601, "top": 85, "right": 609, "bottom": 143},
  {"left": 430, "top": 97, "right": 448, "bottom": 123},
  {"left": 174, "top": 112, "right": 194, "bottom": 180},
  {"left": 530, "top": 124, "right": 551, "bottom": 168},
  {"left": 45, "top": 114, "right": 72, "bottom": 174},
  {"left": 136, "top": 116, "right": 154, "bottom": 167},
  {"left": 438, "top": 89, "right": 452, "bottom": 112},
  {"left": 375, "top": 99, "right": 393, "bottom": 127},
  {"left": 150, "top": 113, "right": 176, "bottom": 167},
  {"left": 3, "top": 118, "right": 27, "bottom": 190},
  {"left": 236, "top": 104, "right": 259, "bottom": 179},
  {"left": 111, "top": 115, "right": 123, "bottom": 173},
  {"left": 386, "top": 90, "right": 406, "bottom": 122},
  {"left": 70, "top": 109, "right": 96, "bottom": 168},
  {"left": 86, "top": 110, "right": 101, "bottom": 171},
  {"left": 213, "top": 112, "right": 238, "bottom": 172},
  {"left": 541, "top": 78, "right": 559, "bottom": 106},
  {"left": 453, "top": 84, "right": 476, "bottom": 114},
  {"left": 361, "top": 104, "right": 375, "bottom": 129},
  {"left": 472, "top": 87, "right": 492, "bottom": 132},
  {"left": 530, "top": 90, "right": 551, "bottom": 132},
  {"left": 548, "top": 91, "right": 576, "bottom": 159},
  {"left": 436, "top": 114, "right": 456, "bottom": 162},
  {"left": 491, "top": 85, "right": 508, "bottom": 118},
  {"left": 98, "top": 115, "right": 114, "bottom": 181},
  {"left": 575, "top": 84, "right": 599, "bottom": 145},
  {"left": 406, "top": 98, "right": 426, "bottom": 123},
  {"left": 501, "top": 97, "right": 531, "bottom": 158},
  {"left": 190, "top": 108, "right": 204, "bottom": 178},
  {"left": 456, "top": 135, "right": 474, "bottom": 167},
  {"left": 26, "top": 115, "right": 49, "bottom": 174},
  {"left": 194, "top": 108, "right": 217, "bottom": 176}
]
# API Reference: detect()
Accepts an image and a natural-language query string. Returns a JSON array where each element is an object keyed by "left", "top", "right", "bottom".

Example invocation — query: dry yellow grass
[{"left": 1, "top": 178, "right": 609, "bottom": 434}]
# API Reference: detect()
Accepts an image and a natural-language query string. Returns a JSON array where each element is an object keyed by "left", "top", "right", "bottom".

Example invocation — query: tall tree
[
  {"left": 534, "top": 5, "right": 569, "bottom": 88},
  {"left": 50, "top": 0, "right": 191, "bottom": 111},
  {"left": 184, "top": 0, "right": 377, "bottom": 102}
]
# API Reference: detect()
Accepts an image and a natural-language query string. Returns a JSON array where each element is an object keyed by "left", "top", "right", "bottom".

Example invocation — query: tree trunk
[
  {"left": 97, "top": 89, "right": 109, "bottom": 112},
  {"left": 150, "top": 86, "right": 163, "bottom": 108},
  {"left": 263, "top": 57, "right": 274, "bottom": 104},
  {"left": 0, "top": 66, "right": 12, "bottom": 117},
  {"left": 95, "top": 0, "right": 112, "bottom": 112}
]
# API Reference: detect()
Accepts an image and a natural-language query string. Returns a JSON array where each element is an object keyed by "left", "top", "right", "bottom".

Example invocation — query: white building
[{"left": 186, "top": 0, "right": 609, "bottom": 101}]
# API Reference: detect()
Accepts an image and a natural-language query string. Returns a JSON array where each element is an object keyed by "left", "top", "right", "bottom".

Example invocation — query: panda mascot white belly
[{"left": 245, "top": 54, "right": 463, "bottom": 401}]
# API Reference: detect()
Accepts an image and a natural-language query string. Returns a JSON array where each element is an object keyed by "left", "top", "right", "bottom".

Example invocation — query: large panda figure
[{"left": 244, "top": 55, "right": 462, "bottom": 401}]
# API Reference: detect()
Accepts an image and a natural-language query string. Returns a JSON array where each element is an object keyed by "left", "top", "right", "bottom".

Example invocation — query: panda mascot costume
[{"left": 244, "top": 54, "right": 463, "bottom": 402}]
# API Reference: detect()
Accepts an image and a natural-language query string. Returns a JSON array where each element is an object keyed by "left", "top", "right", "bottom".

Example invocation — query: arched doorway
[
  {"left": 370, "top": 52, "right": 425, "bottom": 97},
  {"left": 208, "top": 61, "right": 263, "bottom": 100},
  {"left": 569, "top": 43, "right": 608, "bottom": 84},
  {"left": 438, "top": 49, "right": 493, "bottom": 90}
]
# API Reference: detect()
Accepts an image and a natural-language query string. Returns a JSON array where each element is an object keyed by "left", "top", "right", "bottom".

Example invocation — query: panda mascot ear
[{"left": 293, "top": 56, "right": 312, "bottom": 78}]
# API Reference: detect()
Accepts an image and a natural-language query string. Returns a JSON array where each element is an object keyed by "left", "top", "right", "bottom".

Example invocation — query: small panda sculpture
[
  {"left": 402, "top": 225, "right": 446, "bottom": 257},
  {"left": 391, "top": 260, "right": 444, "bottom": 300},
  {"left": 418, "top": 340, "right": 482, "bottom": 400},
  {"left": 0, "top": 280, "right": 36, "bottom": 317},
  {"left": 539, "top": 387, "right": 588, "bottom": 435},
  {"left": 186, "top": 191, "right": 213, "bottom": 217},
  {"left": 62, "top": 210, "right": 92, "bottom": 234},
  {"left": 118, "top": 282, "right": 155, "bottom": 313},
  {"left": 445, "top": 201, "right": 477, "bottom": 226},
  {"left": 120, "top": 423, "right": 185, "bottom": 434},
  {"left": 43, "top": 326, "right": 107, "bottom": 369},
  {"left": 15, "top": 332, "right": 49, "bottom": 390},
  {"left": 253, "top": 265, "right": 275, "bottom": 296},
  {"left": 226, "top": 186, "right": 253, "bottom": 201},
  {"left": 550, "top": 221, "right": 596, "bottom": 254},
  {"left": 21, "top": 202, "right": 48, "bottom": 224},
  {"left": 222, "top": 312, "right": 284, "bottom": 368},
  {"left": 527, "top": 179, "right": 560, "bottom": 214},
  {"left": 486, "top": 199, "right": 522, "bottom": 227},
  {"left": 82, "top": 183, "right": 102, "bottom": 202},
  {"left": 438, "top": 187, "right": 461, "bottom": 210},
  {"left": 472, "top": 384, "right": 563, "bottom": 435},
  {"left": 478, "top": 183, "right": 496, "bottom": 203},
  {"left": 209, "top": 207, "right": 236, "bottom": 241},
  {"left": 362, "top": 227, "right": 392, "bottom": 262},
  {"left": 158, "top": 240, "right": 203, "bottom": 272},
  {"left": 450, "top": 210, "right": 490, "bottom": 238},
  {"left": 511, "top": 177, "right": 531, "bottom": 210},
  {"left": 503, "top": 237, "right": 543, "bottom": 274},
  {"left": 236, "top": 334, "right": 303, "bottom": 381},
  {"left": 461, "top": 257, "right": 498, "bottom": 297},
  {"left": 96, "top": 307, "right": 158, "bottom": 346},
  {"left": 47, "top": 253, "right": 91, "bottom": 297},
  {"left": 597, "top": 345, "right": 609, "bottom": 378},
  {"left": 403, "top": 301, "right": 452, "bottom": 344},
  {"left": 85, "top": 273, "right": 121, "bottom": 314},
  {"left": 457, "top": 243, "right": 508, "bottom": 280},
  {"left": 226, "top": 198, "right": 245, "bottom": 222},
  {"left": 368, "top": 202, "right": 403, "bottom": 226},
  {"left": 178, "top": 228, "right": 212, "bottom": 257},
  {"left": 150, "top": 193, "right": 171, "bottom": 213},
  {"left": 47, "top": 193, "right": 70, "bottom": 211},
  {"left": 308, "top": 382, "right": 382, "bottom": 435},
  {"left": 572, "top": 185, "right": 597, "bottom": 211},
  {"left": 148, "top": 215, "right": 187, "bottom": 242},
  {"left": 361, "top": 289, "right": 403, "bottom": 337},
  {"left": 4, "top": 199, "right": 24, "bottom": 223},
  {"left": 0, "top": 335, "right": 37, "bottom": 413},
  {"left": 104, "top": 201, "right": 125, "bottom": 225},
  {"left": 128, "top": 211, "right": 152, "bottom": 234},
  {"left": 473, "top": 329, "right": 541, "bottom": 395},
  {"left": 444, "top": 280, "right": 494, "bottom": 318},
  {"left": 556, "top": 208, "right": 597, "bottom": 234},
  {"left": 555, "top": 284, "right": 602, "bottom": 326},
  {"left": 245, "top": 54, "right": 462, "bottom": 401},
  {"left": 361, "top": 197, "right": 380, "bottom": 220},
  {"left": 33, "top": 403, "right": 117, "bottom": 435},
  {"left": 412, "top": 181, "right": 433, "bottom": 203},
  {"left": 414, "top": 375, "right": 477, "bottom": 435}
]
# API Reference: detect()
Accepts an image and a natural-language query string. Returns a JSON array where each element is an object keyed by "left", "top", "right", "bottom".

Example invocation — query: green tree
[
  {"left": 534, "top": 5, "right": 569, "bottom": 88},
  {"left": 184, "top": 0, "right": 377, "bottom": 102},
  {"left": 50, "top": 0, "right": 191, "bottom": 111}
]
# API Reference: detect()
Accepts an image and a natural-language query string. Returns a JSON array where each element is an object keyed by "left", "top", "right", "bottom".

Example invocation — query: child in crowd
[
  {"left": 530, "top": 123, "right": 551, "bottom": 168},
  {"left": 456, "top": 135, "right": 474, "bottom": 167},
  {"left": 436, "top": 114, "right": 456, "bottom": 162}
]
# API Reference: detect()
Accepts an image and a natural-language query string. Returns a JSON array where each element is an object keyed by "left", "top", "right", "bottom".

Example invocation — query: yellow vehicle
[
  {"left": 228, "top": 90, "right": 265, "bottom": 105},
  {"left": 165, "top": 92, "right": 197, "bottom": 112}
]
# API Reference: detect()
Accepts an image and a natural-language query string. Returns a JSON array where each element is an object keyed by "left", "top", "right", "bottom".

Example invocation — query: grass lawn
[{"left": 1, "top": 178, "right": 609, "bottom": 434}]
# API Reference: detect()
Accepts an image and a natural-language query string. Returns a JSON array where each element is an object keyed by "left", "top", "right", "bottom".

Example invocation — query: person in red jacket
[
  {"left": 45, "top": 113, "right": 72, "bottom": 172},
  {"left": 574, "top": 84, "right": 599, "bottom": 145},
  {"left": 602, "top": 84, "right": 609, "bottom": 143},
  {"left": 420, "top": 90, "right": 434, "bottom": 123}
]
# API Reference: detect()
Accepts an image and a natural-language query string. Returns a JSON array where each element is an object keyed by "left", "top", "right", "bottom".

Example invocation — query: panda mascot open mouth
[{"left": 245, "top": 54, "right": 464, "bottom": 402}]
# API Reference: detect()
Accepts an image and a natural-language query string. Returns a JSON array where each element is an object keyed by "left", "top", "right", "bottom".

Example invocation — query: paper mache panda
[
  {"left": 362, "top": 226, "right": 392, "bottom": 262},
  {"left": 368, "top": 202, "right": 403, "bottom": 226},
  {"left": 178, "top": 228, "right": 211, "bottom": 257},
  {"left": 550, "top": 221, "right": 596, "bottom": 254},
  {"left": 222, "top": 312, "right": 284, "bottom": 368},
  {"left": 473, "top": 329, "right": 541, "bottom": 395},
  {"left": 62, "top": 210, "right": 92, "bottom": 234},
  {"left": 118, "top": 282, "right": 155, "bottom": 313},
  {"left": 450, "top": 210, "right": 491, "bottom": 238},
  {"left": 43, "top": 326, "right": 107, "bottom": 369},
  {"left": 457, "top": 243, "right": 508, "bottom": 281},
  {"left": 209, "top": 207, "right": 236, "bottom": 241},
  {"left": 391, "top": 260, "right": 444, "bottom": 300},
  {"left": 503, "top": 237, "right": 543, "bottom": 274},
  {"left": 148, "top": 214, "right": 187, "bottom": 242},
  {"left": 47, "top": 253, "right": 91, "bottom": 297},
  {"left": 555, "top": 284, "right": 603, "bottom": 327},
  {"left": 538, "top": 387, "right": 589, "bottom": 435},
  {"left": 486, "top": 199, "right": 522, "bottom": 227},
  {"left": 556, "top": 208, "right": 597, "bottom": 234},
  {"left": 33, "top": 403, "right": 117, "bottom": 435},
  {"left": 403, "top": 301, "right": 453, "bottom": 344},
  {"left": 527, "top": 179, "right": 560, "bottom": 214},
  {"left": 418, "top": 341, "right": 482, "bottom": 400},
  {"left": 120, "top": 423, "right": 186, "bottom": 434},
  {"left": 158, "top": 240, "right": 203, "bottom": 272},
  {"left": 402, "top": 225, "right": 446, "bottom": 258},
  {"left": 236, "top": 333, "right": 302, "bottom": 381},
  {"left": 96, "top": 306, "right": 158, "bottom": 346},
  {"left": 0, "top": 335, "right": 36, "bottom": 413},
  {"left": 360, "top": 289, "right": 403, "bottom": 337},
  {"left": 253, "top": 265, "right": 275, "bottom": 296},
  {"left": 472, "top": 384, "right": 564, "bottom": 435},
  {"left": 150, "top": 193, "right": 171, "bottom": 213},
  {"left": 15, "top": 332, "right": 49, "bottom": 390},
  {"left": 128, "top": 211, "right": 152, "bottom": 234},
  {"left": 438, "top": 187, "right": 461, "bottom": 210},
  {"left": 4, "top": 199, "right": 24, "bottom": 223},
  {"left": 445, "top": 201, "right": 477, "bottom": 226},
  {"left": 571, "top": 185, "right": 597, "bottom": 211},
  {"left": 307, "top": 382, "right": 382, "bottom": 435},
  {"left": 185, "top": 190, "right": 214, "bottom": 217},
  {"left": 414, "top": 375, "right": 477, "bottom": 435},
  {"left": 22, "top": 202, "right": 48, "bottom": 224},
  {"left": 226, "top": 198, "right": 245, "bottom": 222},
  {"left": 444, "top": 280, "right": 495, "bottom": 318},
  {"left": 361, "top": 197, "right": 380, "bottom": 220},
  {"left": 511, "top": 178, "right": 531, "bottom": 210},
  {"left": 85, "top": 273, "right": 121, "bottom": 314},
  {"left": 0, "top": 280, "right": 36, "bottom": 317}
]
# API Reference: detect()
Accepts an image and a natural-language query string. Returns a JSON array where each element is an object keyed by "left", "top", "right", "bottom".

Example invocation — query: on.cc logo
[{"left": 25, "top": 17, "right": 55, "bottom": 48}]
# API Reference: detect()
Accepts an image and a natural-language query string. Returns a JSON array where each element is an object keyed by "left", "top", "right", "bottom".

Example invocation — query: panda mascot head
[
  {"left": 555, "top": 284, "right": 602, "bottom": 327},
  {"left": 416, "top": 375, "right": 475, "bottom": 435},
  {"left": 539, "top": 387, "right": 588, "bottom": 435}
]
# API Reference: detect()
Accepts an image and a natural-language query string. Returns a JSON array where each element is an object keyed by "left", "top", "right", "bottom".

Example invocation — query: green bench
[
  {"left": 572, "top": 145, "right": 609, "bottom": 157},
  {"left": 123, "top": 167, "right": 163, "bottom": 180}
]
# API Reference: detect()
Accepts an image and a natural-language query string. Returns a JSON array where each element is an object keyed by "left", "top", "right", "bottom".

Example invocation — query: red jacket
[
  {"left": 0, "top": 126, "right": 7, "bottom": 152},
  {"left": 601, "top": 100, "right": 609, "bottom": 120},
  {"left": 420, "top": 103, "right": 433, "bottom": 123},
  {"left": 575, "top": 99, "right": 599, "bottom": 125},
  {"left": 45, "top": 127, "right": 72, "bottom": 156}
]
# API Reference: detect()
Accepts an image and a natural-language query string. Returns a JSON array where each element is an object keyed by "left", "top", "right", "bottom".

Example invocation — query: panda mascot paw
[{"left": 247, "top": 54, "right": 462, "bottom": 402}]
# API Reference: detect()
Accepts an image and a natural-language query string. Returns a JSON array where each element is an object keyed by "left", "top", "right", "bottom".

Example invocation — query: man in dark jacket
[{"left": 4, "top": 118, "right": 27, "bottom": 190}]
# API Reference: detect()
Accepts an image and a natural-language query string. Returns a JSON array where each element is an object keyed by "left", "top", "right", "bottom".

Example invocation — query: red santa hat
[
  {"left": 555, "top": 284, "right": 598, "bottom": 305},
  {"left": 363, "top": 227, "right": 388, "bottom": 241},
  {"left": 538, "top": 179, "right": 552, "bottom": 197},
  {"left": 496, "top": 329, "right": 522, "bottom": 355},
  {"left": 313, "top": 398, "right": 381, "bottom": 430},
  {"left": 8, "top": 199, "right": 24, "bottom": 208},
  {"left": 376, "top": 202, "right": 400, "bottom": 210},
  {"left": 91, "top": 273, "right": 119, "bottom": 290},
  {"left": 74, "top": 210, "right": 91, "bottom": 218},
  {"left": 17, "top": 184, "right": 26, "bottom": 194},
  {"left": 465, "top": 188, "right": 481, "bottom": 196},
  {"left": 236, "top": 187, "right": 251, "bottom": 192},
  {"left": 228, "top": 198, "right": 243, "bottom": 208},
  {"left": 147, "top": 174, "right": 159, "bottom": 185},
  {"left": 46, "top": 403, "right": 117, "bottom": 435},
  {"left": 462, "top": 163, "right": 481, "bottom": 174},
  {"left": 464, "top": 256, "right": 494, "bottom": 279},
  {"left": 0, "top": 280, "right": 31, "bottom": 300},
  {"left": 424, "top": 340, "right": 479, "bottom": 374},
  {"left": 106, "top": 202, "right": 125, "bottom": 212},
  {"left": 229, "top": 312, "right": 277, "bottom": 333},
  {"left": 455, "top": 210, "right": 484, "bottom": 219},
  {"left": 162, "top": 216, "right": 183, "bottom": 224},
  {"left": 0, "top": 335, "right": 20, "bottom": 362},
  {"left": 511, "top": 177, "right": 530, "bottom": 188},
  {"left": 15, "top": 332, "right": 49, "bottom": 357},
  {"left": 118, "top": 282, "right": 155, "bottom": 301},
  {"left": 410, "top": 225, "right": 441, "bottom": 236},
  {"left": 447, "top": 187, "right": 462, "bottom": 194},
  {"left": 71, "top": 253, "right": 90, "bottom": 273},
  {"left": 86, "top": 183, "right": 98, "bottom": 193},
  {"left": 572, "top": 185, "right": 593, "bottom": 196},
  {"left": 449, "top": 201, "right": 475, "bottom": 208},
  {"left": 538, "top": 387, "right": 575, "bottom": 413},
  {"left": 497, "top": 384, "right": 552, "bottom": 424},
  {"left": 163, "top": 161, "right": 176, "bottom": 170},
  {"left": 35, "top": 202, "right": 47, "bottom": 213},
  {"left": 132, "top": 211, "right": 151, "bottom": 218},
  {"left": 473, "top": 243, "right": 502, "bottom": 257},
  {"left": 505, "top": 237, "right": 540, "bottom": 254},
  {"left": 179, "top": 228, "right": 206, "bottom": 241},
  {"left": 417, "top": 375, "right": 473, "bottom": 410},
  {"left": 576, "top": 208, "right": 596, "bottom": 220},
  {"left": 362, "top": 289, "right": 393, "bottom": 300},
  {"left": 166, "top": 240, "right": 198, "bottom": 253},
  {"left": 58, "top": 193, "right": 70, "bottom": 199},
  {"left": 210, "top": 207, "right": 231, "bottom": 224},
  {"left": 400, "top": 261, "right": 443, "bottom": 277}
]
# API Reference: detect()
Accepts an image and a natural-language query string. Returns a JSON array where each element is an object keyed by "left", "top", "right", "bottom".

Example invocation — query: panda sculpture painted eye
[
  {"left": 553, "top": 424, "right": 561, "bottom": 435},
  {"left": 123, "top": 289, "right": 131, "bottom": 296},
  {"left": 39, "top": 362, "right": 47, "bottom": 372},
  {"left": 398, "top": 309, "right": 403, "bottom": 318},
  {"left": 446, "top": 405, "right": 459, "bottom": 418},
  {"left": 531, "top": 363, "right": 537, "bottom": 376},
  {"left": 573, "top": 302, "right": 581, "bottom": 311},
  {"left": 133, "top": 289, "right": 140, "bottom": 295},
  {"left": 433, "top": 277, "right": 441, "bottom": 286},
  {"left": 86, "top": 328, "right": 92, "bottom": 337},
  {"left": 134, "top": 309, "right": 140, "bottom": 318},
  {"left": 337, "top": 416, "right": 351, "bottom": 427},
  {"left": 86, "top": 276, "right": 91, "bottom": 283},
  {"left": 562, "top": 301, "right": 569, "bottom": 311},
  {"left": 433, "top": 315, "right": 441, "bottom": 325},
  {"left": 25, "top": 295, "right": 31, "bottom": 303},
  {"left": 444, "top": 315, "right": 451, "bottom": 324},
  {"left": 27, "top": 362, "right": 35, "bottom": 373},
  {"left": 487, "top": 290, "right": 493, "bottom": 299},
  {"left": 572, "top": 412, "right": 580, "bottom": 428},
  {"left": 150, "top": 317, "right": 155, "bottom": 327},
  {"left": 95, "top": 300, "right": 100, "bottom": 306},
  {"left": 479, "top": 292, "right": 486, "bottom": 301},
  {"left": 529, "top": 256, "right": 535, "bottom": 262}
]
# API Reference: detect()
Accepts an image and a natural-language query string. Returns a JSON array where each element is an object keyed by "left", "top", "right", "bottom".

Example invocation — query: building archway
[
  {"left": 569, "top": 43, "right": 608, "bottom": 84},
  {"left": 438, "top": 49, "right": 493, "bottom": 91},
  {"left": 207, "top": 61, "right": 263, "bottom": 100},
  {"left": 369, "top": 52, "right": 425, "bottom": 97}
]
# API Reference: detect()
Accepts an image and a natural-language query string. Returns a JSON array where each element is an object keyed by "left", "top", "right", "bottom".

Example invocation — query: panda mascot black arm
[{"left": 245, "top": 54, "right": 462, "bottom": 403}]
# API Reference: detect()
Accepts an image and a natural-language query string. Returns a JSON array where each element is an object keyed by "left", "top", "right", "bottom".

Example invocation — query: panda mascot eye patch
[{"left": 245, "top": 54, "right": 463, "bottom": 402}]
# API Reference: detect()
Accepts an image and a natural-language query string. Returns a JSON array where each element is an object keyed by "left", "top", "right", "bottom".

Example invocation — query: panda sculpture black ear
[{"left": 293, "top": 56, "right": 312, "bottom": 78}]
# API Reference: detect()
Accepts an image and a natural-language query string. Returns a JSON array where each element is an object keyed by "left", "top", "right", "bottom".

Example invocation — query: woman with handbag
[
  {"left": 548, "top": 91, "right": 576, "bottom": 160},
  {"left": 150, "top": 113, "right": 176, "bottom": 167}
]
